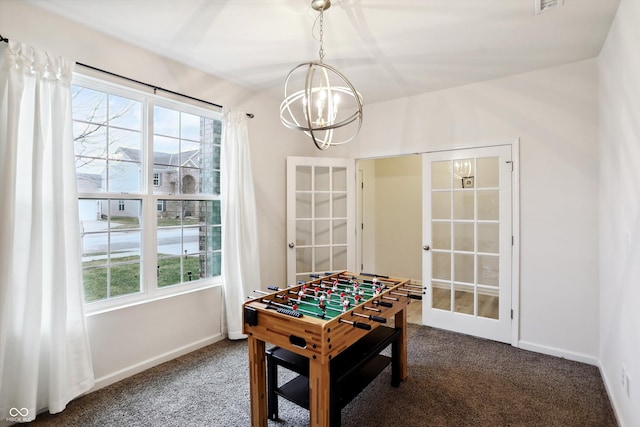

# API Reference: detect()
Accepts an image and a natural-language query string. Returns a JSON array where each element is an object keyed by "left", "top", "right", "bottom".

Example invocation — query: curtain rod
[{"left": 0, "top": 34, "right": 254, "bottom": 119}]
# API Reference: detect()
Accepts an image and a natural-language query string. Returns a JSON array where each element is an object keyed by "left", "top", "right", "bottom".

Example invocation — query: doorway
[{"left": 357, "top": 143, "right": 518, "bottom": 344}]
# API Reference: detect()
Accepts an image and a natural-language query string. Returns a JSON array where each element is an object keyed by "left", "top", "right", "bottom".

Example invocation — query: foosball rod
[
  {"left": 283, "top": 289, "right": 380, "bottom": 321},
  {"left": 278, "top": 293, "right": 344, "bottom": 315},
  {"left": 270, "top": 296, "right": 373, "bottom": 330},
  {"left": 253, "top": 294, "right": 324, "bottom": 318},
  {"left": 301, "top": 286, "right": 395, "bottom": 318},
  {"left": 291, "top": 285, "right": 392, "bottom": 316},
  {"left": 402, "top": 283, "right": 427, "bottom": 290},
  {"left": 318, "top": 280, "right": 379, "bottom": 296},
  {"left": 338, "top": 273, "right": 399, "bottom": 286},
  {"left": 389, "top": 290, "right": 423, "bottom": 300},
  {"left": 271, "top": 281, "right": 401, "bottom": 307},
  {"left": 351, "top": 310, "right": 387, "bottom": 323},
  {"left": 258, "top": 290, "right": 381, "bottom": 324},
  {"left": 395, "top": 287, "right": 426, "bottom": 295},
  {"left": 339, "top": 272, "right": 425, "bottom": 291},
  {"left": 270, "top": 285, "right": 349, "bottom": 309},
  {"left": 338, "top": 318, "right": 372, "bottom": 330},
  {"left": 345, "top": 275, "right": 425, "bottom": 293},
  {"left": 310, "top": 280, "right": 378, "bottom": 301},
  {"left": 283, "top": 294, "right": 385, "bottom": 324},
  {"left": 310, "top": 273, "right": 393, "bottom": 288},
  {"left": 331, "top": 276, "right": 388, "bottom": 289}
]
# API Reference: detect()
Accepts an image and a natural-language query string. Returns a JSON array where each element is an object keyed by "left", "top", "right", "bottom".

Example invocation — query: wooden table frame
[{"left": 243, "top": 272, "right": 411, "bottom": 427}]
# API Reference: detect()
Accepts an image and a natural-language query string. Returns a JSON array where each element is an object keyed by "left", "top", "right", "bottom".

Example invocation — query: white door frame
[{"left": 354, "top": 138, "right": 520, "bottom": 346}]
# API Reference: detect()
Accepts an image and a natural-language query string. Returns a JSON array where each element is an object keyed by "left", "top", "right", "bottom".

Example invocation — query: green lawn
[{"left": 83, "top": 255, "right": 201, "bottom": 302}]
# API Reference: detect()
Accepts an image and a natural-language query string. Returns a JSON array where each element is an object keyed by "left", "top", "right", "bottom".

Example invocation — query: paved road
[{"left": 81, "top": 223, "right": 200, "bottom": 260}]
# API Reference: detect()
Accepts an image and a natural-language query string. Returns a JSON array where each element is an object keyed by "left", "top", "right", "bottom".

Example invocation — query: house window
[
  {"left": 72, "top": 77, "right": 223, "bottom": 309},
  {"left": 152, "top": 104, "right": 223, "bottom": 286}
]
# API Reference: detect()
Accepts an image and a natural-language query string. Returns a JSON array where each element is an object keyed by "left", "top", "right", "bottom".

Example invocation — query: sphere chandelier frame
[{"left": 279, "top": 0, "right": 363, "bottom": 150}]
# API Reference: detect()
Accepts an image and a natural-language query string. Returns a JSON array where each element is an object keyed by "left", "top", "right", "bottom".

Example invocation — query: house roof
[{"left": 116, "top": 147, "right": 200, "bottom": 168}]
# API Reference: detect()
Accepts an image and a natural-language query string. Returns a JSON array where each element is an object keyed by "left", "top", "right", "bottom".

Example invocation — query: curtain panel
[
  {"left": 221, "top": 109, "right": 261, "bottom": 340},
  {"left": 0, "top": 41, "right": 94, "bottom": 424}
]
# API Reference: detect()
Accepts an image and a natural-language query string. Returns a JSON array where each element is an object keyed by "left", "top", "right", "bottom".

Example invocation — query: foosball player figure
[
  {"left": 314, "top": 287, "right": 320, "bottom": 297},
  {"left": 342, "top": 297, "right": 350, "bottom": 313},
  {"left": 326, "top": 289, "right": 332, "bottom": 301},
  {"left": 318, "top": 294, "right": 326, "bottom": 309},
  {"left": 354, "top": 294, "right": 361, "bottom": 305}
]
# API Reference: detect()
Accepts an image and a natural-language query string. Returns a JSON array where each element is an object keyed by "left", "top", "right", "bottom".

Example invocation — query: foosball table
[{"left": 243, "top": 271, "right": 422, "bottom": 427}]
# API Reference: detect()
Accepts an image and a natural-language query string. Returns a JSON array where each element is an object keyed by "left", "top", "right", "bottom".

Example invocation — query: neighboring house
[
  {"left": 81, "top": 147, "right": 214, "bottom": 221},
  {"left": 77, "top": 173, "right": 103, "bottom": 224}
]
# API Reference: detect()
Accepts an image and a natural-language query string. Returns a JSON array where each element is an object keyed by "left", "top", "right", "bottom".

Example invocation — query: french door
[
  {"left": 286, "top": 157, "right": 356, "bottom": 285},
  {"left": 422, "top": 145, "right": 513, "bottom": 343}
]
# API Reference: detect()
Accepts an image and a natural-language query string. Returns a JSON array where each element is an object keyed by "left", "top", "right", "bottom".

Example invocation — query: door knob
[
  {"left": 288, "top": 242, "right": 295, "bottom": 249},
  {"left": 423, "top": 245, "right": 430, "bottom": 251}
]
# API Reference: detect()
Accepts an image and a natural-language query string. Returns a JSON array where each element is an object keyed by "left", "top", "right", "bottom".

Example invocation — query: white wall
[
  {"left": 3, "top": 1, "right": 627, "bottom": 423},
  {"left": 0, "top": 0, "right": 308, "bottom": 390},
  {"left": 598, "top": 1, "right": 640, "bottom": 425},
  {"left": 369, "top": 156, "right": 422, "bottom": 281},
  {"left": 328, "top": 59, "right": 600, "bottom": 364}
]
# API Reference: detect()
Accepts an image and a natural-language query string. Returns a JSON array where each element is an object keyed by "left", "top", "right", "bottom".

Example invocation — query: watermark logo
[{"left": 6, "top": 407, "right": 32, "bottom": 422}]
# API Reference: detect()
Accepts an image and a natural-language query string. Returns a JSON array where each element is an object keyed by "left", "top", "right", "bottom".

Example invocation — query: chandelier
[{"left": 279, "top": 0, "right": 363, "bottom": 150}]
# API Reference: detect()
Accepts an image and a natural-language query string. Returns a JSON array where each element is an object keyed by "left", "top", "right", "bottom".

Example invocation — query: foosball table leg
[
  {"left": 309, "top": 359, "right": 331, "bottom": 427},
  {"left": 248, "top": 336, "right": 268, "bottom": 427},
  {"left": 267, "top": 351, "right": 278, "bottom": 420},
  {"left": 395, "top": 307, "right": 409, "bottom": 381},
  {"left": 391, "top": 337, "right": 401, "bottom": 387}
]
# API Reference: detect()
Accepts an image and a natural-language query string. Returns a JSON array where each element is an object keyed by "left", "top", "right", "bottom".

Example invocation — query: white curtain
[
  {"left": 221, "top": 109, "right": 261, "bottom": 340},
  {"left": 0, "top": 41, "right": 94, "bottom": 423}
]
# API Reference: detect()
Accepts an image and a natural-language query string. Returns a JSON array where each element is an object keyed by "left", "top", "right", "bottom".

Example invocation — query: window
[{"left": 73, "top": 77, "right": 223, "bottom": 309}]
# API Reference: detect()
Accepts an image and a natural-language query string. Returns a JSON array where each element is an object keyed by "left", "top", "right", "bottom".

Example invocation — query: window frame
[{"left": 73, "top": 74, "right": 223, "bottom": 314}]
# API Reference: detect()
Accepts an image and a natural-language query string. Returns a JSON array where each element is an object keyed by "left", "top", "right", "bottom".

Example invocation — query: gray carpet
[{"left": 31, "top": 324, "right": 617, "bottom": 426}]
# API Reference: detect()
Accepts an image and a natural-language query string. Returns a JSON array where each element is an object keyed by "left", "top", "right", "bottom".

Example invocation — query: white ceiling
[{"left": 29, "top": 0, "right": 620, "bottom": 104}]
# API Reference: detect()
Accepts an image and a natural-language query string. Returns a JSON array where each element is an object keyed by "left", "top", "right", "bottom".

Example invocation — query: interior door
[
  {"left": 286, "top": 157, "right": 355, "bottom": 285},
  {"left": 422, "top": 146, "right": 513, "bottom": 343}
]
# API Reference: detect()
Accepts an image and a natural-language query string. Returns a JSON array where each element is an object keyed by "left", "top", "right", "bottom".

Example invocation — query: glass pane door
[
  {"left": 423, "top": 146, "right": 512, "bottom": 343},
  {"left": 287, "top": 157, "right": 355, "bottom": 284}
]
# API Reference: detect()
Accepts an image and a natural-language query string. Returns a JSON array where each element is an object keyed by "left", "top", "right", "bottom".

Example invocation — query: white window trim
[{"left": 73, "top": 73, "right": 223, "bottom": 314}]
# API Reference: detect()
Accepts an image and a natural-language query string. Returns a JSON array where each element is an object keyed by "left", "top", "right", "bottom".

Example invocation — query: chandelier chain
[{"left": 318, "top": 10, "right": 325, "bottom": 62}]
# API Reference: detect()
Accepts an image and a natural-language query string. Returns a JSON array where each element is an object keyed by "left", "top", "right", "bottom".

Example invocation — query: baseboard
[
  {"left": 90, "top": 333, "right": 225, "bottom": 392},
  {"left": 599, "top": 363, "right": 626, "bottom": 427},
  {"left": 518, "top": 340, "right": 598, "bottom": 366}
]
